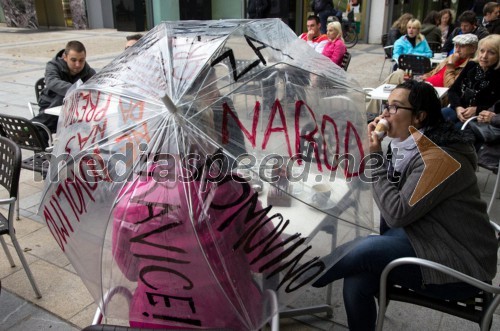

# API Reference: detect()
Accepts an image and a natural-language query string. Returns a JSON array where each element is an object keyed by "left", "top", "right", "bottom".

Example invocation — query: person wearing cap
[
  {"left": 442, "top": 34, "right": 500, "bottom": 126},
  {"left": 443, "top": 10, "right": 489, "bottom": 55},
  {"left": 365, "top": 34, "right": 478, "bottom": 114},
  {"left": 422, "top": 33, "right": 479, "bottom": 88}
]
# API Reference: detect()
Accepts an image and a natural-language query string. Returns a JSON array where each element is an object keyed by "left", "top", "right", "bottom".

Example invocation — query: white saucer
[{"left": 306, "top": 197, "right": 336, "bottom": 211}]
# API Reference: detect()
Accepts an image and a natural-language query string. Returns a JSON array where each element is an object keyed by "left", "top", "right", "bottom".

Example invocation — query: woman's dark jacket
[{"left": 448, "top": 61, "right": 500, "bottom": 113}]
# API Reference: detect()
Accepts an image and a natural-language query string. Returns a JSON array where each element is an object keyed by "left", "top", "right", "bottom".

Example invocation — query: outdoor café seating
[
  {"left": 376, "top": 220, "right": 500, "bottom": 331},
  {"left": 0, "top": 136, "right": 42, "bottom": 299}
]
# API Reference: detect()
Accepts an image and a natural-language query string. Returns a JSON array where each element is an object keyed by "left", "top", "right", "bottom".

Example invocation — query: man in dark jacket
[
  {"left": 33, "top": 40, "right": 96, "bottom": 134},
  {"left": 443, "top": 10, "right": 489, "bottom": 54},
  {"left": 247, "top": 0, "right": 271, "bottom": 19},
  {"left": 482, "top": 1, "right": 500, "bottom": 34},
  {"left": 311, "top": 0, "right": 340, "bottom": 34}
]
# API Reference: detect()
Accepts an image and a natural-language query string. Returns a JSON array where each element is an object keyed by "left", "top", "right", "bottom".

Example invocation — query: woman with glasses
[{"left": 313, "top": 80, "right": 497, "bottom": 331}]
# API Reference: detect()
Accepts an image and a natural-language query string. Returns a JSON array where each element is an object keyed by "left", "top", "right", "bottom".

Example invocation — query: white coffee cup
[{"left": 311, "top": 183, "right": 331, "bottom": 207}]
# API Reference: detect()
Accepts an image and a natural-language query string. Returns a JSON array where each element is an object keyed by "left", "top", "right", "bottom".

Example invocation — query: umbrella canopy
[{"left": 39, "top": 19, "right": 374, "bottom": 330}]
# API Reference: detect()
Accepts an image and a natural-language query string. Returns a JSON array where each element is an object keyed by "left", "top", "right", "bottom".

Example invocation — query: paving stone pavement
[{"left": 0, "top": 24, "right": 498, "bottom": 331}]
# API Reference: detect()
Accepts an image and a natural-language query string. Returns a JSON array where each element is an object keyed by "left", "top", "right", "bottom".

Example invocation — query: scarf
[{"left": 389, "top": 130, "right": 423, "bottom": 174}]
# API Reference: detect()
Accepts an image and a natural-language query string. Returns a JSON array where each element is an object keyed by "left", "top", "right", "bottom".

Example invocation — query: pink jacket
[
  {"left": 322, "top": 38, "right": 347, "bottom": 67},
  {"left": 112, "top": 171, "right": 277, "bottom": 329}
]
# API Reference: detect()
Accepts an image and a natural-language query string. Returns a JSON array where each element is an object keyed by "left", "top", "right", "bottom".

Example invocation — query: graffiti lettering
[
  {"left": 43, "top": 169, "right": 97, "bottom": 251},
  {"left": 210, "top": 176, "right": 325, "bottom": 292},
  {"left": 144, "top": 292, "right": 201, "bottom": 326},
  {"left": 64, "top": 91, "right": 112, "bottom": 127}
]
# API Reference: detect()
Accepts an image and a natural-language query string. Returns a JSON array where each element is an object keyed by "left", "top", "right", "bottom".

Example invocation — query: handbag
[{"left": 467, "top": 120, "right": 500, "bottom": 143}]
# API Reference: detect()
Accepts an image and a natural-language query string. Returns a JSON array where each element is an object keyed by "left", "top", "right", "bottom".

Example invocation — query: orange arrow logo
[{"left": 408, "top": 126, "right": 461, "bottom": 206}]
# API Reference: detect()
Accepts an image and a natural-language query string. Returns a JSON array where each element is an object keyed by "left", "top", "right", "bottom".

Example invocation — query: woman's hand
[
  {"left": 368, "top": 116, "right": 383, "bottom": 153},
  {"left": 456, "top": 106, "right": 477, "bottom": 122},
  {"left": 478, "top": 110, "right": 496, "bottom": 123}
]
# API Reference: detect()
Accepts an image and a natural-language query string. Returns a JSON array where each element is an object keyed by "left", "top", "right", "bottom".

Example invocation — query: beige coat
[{"left": 366, "top": 56, "right": 470, "bottom": 114}]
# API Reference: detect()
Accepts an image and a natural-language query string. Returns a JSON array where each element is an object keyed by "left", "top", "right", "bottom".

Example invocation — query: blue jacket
[{"left": 392, "top": 34, "right": 433, "bottom": 62}]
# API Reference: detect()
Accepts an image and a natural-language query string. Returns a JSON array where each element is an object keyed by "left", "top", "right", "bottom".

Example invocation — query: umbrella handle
[{"left": 161, "top": 95, "right": 177, "bottom": 113}]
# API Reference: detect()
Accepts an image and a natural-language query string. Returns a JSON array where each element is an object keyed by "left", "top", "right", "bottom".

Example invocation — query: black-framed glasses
[{"left": 382, "top": 103, "right": 414, "bottom": 115}]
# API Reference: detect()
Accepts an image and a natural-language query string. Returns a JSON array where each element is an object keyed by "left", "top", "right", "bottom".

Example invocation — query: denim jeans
[{"left": 312, "top": 227, "right": 480, "bottom": 331}]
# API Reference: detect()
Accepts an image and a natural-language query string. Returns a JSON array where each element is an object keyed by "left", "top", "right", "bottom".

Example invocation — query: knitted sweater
[
  {"left": 371, "top": 125, "right": 497, "bottom": 284},
  {"left": 322, "top": 38, "right": 347, "bottom": 66}
]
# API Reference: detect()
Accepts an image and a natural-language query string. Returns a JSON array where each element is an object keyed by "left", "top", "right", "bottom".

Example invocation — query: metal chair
[
  {"left": 28, "top": 77, "right": 46, "bottom": 117},
  {"left": 0, "top": 136, "right": 42, "bottom": 299},
  {"left": 340, "top": 51, "right": 351, "bottom": 71},
  {"left": 376, "top": 116, "right": 500, "bottom": 330},
  {"left": 0, "top": 114, "right": 53, "bottom": 219},
  {"left": 398, "top": 54, "right": 432, "bottom": 75},
  {"left": 83, "top": 286, "right": 280, "bottom": 331},
  {"left": 462, "top": 116, "right": 500, "bottom": 215},
  {"left": 376, "top": 220, "right": 500, "bottom": 331},
  {"left": 379, "top": 34, "right": 395, "bottom": 80}
]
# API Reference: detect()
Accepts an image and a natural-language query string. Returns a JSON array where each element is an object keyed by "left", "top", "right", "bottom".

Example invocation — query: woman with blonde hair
[
  {"left": 387, "top": 13, "right": 413, "bottom": 46},
  {"left": 322, "top": 21, "right": 347, "bottom": 66},
  {"left": 392, "top": 18, "right": 433, "bottom": 64},
  {"left": 443, "top": 34, "right": 500, "bottom": 125}
]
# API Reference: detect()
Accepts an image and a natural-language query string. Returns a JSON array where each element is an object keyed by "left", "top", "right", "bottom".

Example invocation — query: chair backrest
[
  {"left": 341, "top": 51, "right": 351, "bottom": 71},
  {"left": 381, "top": 33, "right": 388, "bottom": 46},
  {"left": 0, "top": 136, "right": 21, "bottom": 198},
  {"left": 381, "top": 34, "right": 393, "bottom": 59},
  {"left": 398, "top": 54, "right": 431, "bottom": 75},
  {"left": 427, "top": 42, "right": 442, "bottom": 56},
  {"left": 0, "top": 114, "right": 49, "bottom": 152},
  {"left": 35, "top": 77, "right": 45, "bottom": 103}
]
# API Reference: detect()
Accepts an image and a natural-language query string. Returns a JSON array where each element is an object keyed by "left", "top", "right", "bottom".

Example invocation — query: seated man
[
  {"left": 33, "top": 40, "right": 96, "bottom": 134},
  {"left": 482, "top": 2, "right": 500, "bottom": 34},
  {"left": 443, "top": 10, "right": 489, "bottom": 55},
  {"left": 423, "top": 34, "right": 478, "bottom": 87},
  {"left": 299, "top": 15, "right": 329, "bottom": 54},
  {"left": 367, "top": 34, "right": 478, "bottom": 114}
]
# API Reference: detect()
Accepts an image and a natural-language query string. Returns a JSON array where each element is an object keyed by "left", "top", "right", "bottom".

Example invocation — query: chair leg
[
  {"left": 375, "top": 290, "right": 389, "bottom": 331},
  {"left": 487, "top": 162, "right": 500, "bottom": 215},
  {"left": 379, "top": 59, "right": 387, "bottom": 81},
  {"left": 0, "top": 236, "right": 16, "bottom": 267},
  {"left": 16, "top": 191, "right": 20, "bottom": 220},
  {"left": 10, "top": 233, "right": 42, "bottom": 298}
]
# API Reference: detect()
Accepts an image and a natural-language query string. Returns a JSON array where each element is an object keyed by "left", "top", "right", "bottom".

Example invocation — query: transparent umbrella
[{"left": 38, "top": 19, "right": 374, "bottom": 330}]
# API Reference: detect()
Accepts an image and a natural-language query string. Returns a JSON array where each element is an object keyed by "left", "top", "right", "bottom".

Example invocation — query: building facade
[{"left": 0, "top": 1, "right": 476, "bottom": 45}]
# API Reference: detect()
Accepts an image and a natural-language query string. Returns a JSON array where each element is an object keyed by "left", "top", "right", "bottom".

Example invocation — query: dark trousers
[
  {"left": 312, "top": 227, "right": 480, "bottom": 331},
  {"left": 317, "top": 9, "right": 340, "bottom": 34},
  {"left": 31, "top": 112, "right": 58, "bottom": 144}
]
